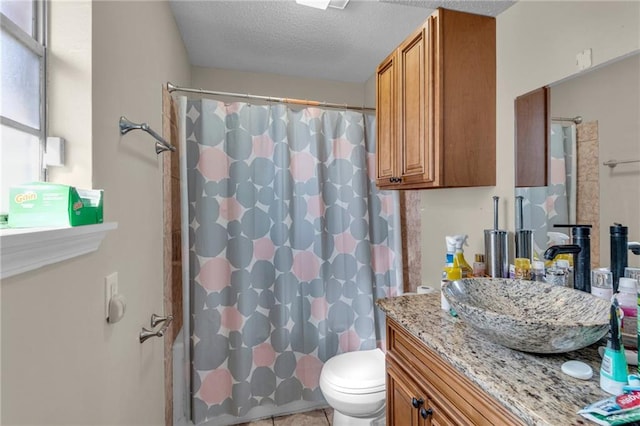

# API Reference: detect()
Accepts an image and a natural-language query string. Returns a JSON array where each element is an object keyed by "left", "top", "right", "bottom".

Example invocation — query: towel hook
[{"left": 119, "top": 116, "right": 176, "bottom": 154}]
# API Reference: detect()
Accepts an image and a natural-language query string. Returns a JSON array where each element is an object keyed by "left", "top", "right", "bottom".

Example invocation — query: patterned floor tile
[
  {"left": 272, "top": 409, "right": 329, "bottom": 426},
  {"left": 239, "top": 417, "right": 274, "bottom": 426}
]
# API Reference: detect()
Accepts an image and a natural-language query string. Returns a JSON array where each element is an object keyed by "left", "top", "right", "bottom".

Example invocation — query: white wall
[
  {"left": 551, "top": 54, "right": 640, "bottom": 268},
  {"left": 420, "top": 1, "right": 640, "bottom": 284},
  {"left": 1, "top": 1, "right": 191, "bottom": 425}
]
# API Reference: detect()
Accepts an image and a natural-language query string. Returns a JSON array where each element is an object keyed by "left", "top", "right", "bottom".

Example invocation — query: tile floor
[{"left": 240, "top": 408, "right": 333, "bottom": 425}]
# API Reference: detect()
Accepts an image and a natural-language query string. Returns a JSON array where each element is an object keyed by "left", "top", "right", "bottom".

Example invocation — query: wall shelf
[{"left": 0, "top": 222, "right": 117, "bottom": 279}]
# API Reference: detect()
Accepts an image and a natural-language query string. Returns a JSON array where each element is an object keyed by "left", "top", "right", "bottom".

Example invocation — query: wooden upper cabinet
[
  {"left": 376, "top": 8, "right": 496, "bottom": 190},
  {"left": 399, "top": 24, "right": 434, "bottom": 186},
  {"left": 376, "top": 52, "right": 397, "bottom": 186},
  {"left": 515, "top": 87, "right": 549, "bottom": 187}
]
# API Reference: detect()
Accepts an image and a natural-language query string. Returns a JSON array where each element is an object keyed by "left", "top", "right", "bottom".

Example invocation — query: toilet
[{"left": 319, "top": 348, "right": 386, "bottom": 425}]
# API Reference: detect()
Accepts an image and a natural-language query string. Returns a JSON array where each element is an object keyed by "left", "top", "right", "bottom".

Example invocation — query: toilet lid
[{"left": 322, "top": 349, "right": 386, "bottom": 394}]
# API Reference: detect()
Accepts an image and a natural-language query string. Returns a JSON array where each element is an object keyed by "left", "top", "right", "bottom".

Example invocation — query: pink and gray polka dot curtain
[{"left": 180, "top": 98, "right": 401, "bottom": 425}]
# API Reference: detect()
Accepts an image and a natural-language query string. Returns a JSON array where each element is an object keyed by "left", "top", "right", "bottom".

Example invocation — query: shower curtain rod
[
  {"left": 166, "top": 82, "right": 376, "bottom": 112},
  {"left": 552, "top": 115, "right": 582, "bottom": 124}
]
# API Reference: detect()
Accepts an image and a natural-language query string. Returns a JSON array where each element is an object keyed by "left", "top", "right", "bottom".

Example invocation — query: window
[{"left": 0, "top": 0, "right": 46, "bottom": 214}]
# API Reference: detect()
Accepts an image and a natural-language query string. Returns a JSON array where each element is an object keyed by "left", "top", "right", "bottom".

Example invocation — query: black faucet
[{"left": 543, "top": 225, "right": 592, "bottom": 293}]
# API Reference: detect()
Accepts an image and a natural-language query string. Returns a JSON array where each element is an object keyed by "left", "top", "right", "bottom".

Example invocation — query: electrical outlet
[
  {"left": 576, "top": 48, "right": 592, "bottom": 71},
  {"left": 105, "top": 272, "right": 118, "bottom": 320}
]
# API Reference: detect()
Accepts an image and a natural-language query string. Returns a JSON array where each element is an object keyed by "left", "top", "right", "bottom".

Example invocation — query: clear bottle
[
  {"left": 591, "top": 268, "right": 613, "bottom": 301},
  {"left": 556, "top": 259, "right": 573, "bottom": 288},
  {"left": 531, "top": 260, "right": 545, "bottom": 282},
  {"left": 545, "top": 267, "right": 566, "bottom": 287}
]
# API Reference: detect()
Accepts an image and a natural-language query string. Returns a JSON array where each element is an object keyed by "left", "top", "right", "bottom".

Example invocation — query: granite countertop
[{"left": 377, "top": 293, "right": 617, "bottom": 426}]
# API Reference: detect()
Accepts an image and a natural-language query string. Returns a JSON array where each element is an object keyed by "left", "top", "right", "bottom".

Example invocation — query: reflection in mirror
[
  {"left": 515, "top": 52, "right": 640, "bottom": 269},
  {"left": 516, "top": 121, "right": 577, "bottom": 259}
]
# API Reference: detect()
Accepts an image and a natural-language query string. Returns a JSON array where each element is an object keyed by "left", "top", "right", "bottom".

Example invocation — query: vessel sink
[{"left": 443, "top": 278, "right": 610, "bottom": 354}]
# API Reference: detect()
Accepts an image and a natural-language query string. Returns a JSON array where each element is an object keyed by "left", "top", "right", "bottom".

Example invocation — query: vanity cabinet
[
  {"left": 386, "top": 318, "right": 522, "bottom": 425},
  {"left": 387, "top": 360, "right": 454, "bottom": 426},
  {"left": 376, "top": 8, "right": 496, "bottom": 190}
]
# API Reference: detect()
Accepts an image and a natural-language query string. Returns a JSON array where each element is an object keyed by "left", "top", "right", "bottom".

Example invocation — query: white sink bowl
[{"left": 443, "top": 278, "right": 611, "bottom": 354}]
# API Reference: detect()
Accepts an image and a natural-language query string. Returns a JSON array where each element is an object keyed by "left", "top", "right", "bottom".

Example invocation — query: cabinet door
[
  {"left": 398, "top": 24, "right": 435, "bottom": 186},
  {"left": 387, "top": 361, "right": 421, "bottom": 426},
  {"left": 376, "top": 52, "right": 397, "bottom": 187},
  {"left": 429, "top": 399, "right": 456, "bottom": 426}
]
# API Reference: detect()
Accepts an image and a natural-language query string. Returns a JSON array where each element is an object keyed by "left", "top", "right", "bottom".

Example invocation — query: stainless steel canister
[
  {"left": 514, "top": 196, "right": 533, "bottom": 260},
  {"left": 484, "top": 229, "right": 509, "bottom": 278},
  {"left": 515, "top": 229, "right": 533, "bottom": 260}
]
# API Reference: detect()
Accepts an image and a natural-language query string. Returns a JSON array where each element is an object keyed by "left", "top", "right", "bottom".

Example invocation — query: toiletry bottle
[
  {"left": 618, "top": 277, "right": 638, "bottom": 336},
  {"left": 442, "top": 236, "right": 456, "bottom": 279},
  {"left": 531, "top": 260, "right": 545, "bottom": 282},
  {"left": 514, "top": 258, "right": 531, "bottom": 280},
  {"left": 600, "top": 298, "right": 629, "bottom": 395},
  {"left": 591, "top": 268, "right": 613, "bottom": 301},
  {"left": 448, "top": 235, "right": 473, "bottom": 278},
  {"left": 473, "top": 254, "right": 486, "bottom": 277}
]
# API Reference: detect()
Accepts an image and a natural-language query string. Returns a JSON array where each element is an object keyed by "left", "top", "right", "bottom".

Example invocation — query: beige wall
[
  {"left": 1, "top": 1, "right": 191, "bottom": 425},
  {"left": 192, "top": 66, "right": 366, "bottom": 106},
  {"left": 47, "top": 1, "right": 92, "bottom": 188},
  {"left": 420, "top": 1, "right": 640, "bottom": 284},
  {"left": 551, "top": 54, "right": 640, "bottom": 268}
]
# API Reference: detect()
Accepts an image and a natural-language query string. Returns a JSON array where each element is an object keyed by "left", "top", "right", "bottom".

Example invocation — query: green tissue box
[{"left": 8, "top": 182, "right": 104, "bottom": 228}]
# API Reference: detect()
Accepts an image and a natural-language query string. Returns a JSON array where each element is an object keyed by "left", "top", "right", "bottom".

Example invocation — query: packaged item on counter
[
  {"left": 579, "top": 391, "right": 640, "bottom": 425},
  {"left": 618, "top": 277, "right": 638, "bottom": 336},
  {"left": 473, "top": 253, "right": 486, "bottom": 277}
]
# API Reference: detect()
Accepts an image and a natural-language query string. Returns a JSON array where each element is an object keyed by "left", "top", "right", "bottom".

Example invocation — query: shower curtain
[
  {"left": 515, "top": 123, "right": 577, "bottom": 257},
  {"left": 179, "top": 97, "right": 402, "bottom": 425}
]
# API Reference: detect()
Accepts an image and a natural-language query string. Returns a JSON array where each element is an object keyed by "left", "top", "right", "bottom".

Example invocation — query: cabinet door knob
[
  {"left": 411, "top": 397, "right": 424, "bottom": 408},
  {"left": 420, "top": 407, "right": 433, "bottom": 419}
]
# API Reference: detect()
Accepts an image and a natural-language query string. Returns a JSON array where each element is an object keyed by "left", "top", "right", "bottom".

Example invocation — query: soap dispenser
[{"left": 610, "top": 223, "right": 628, "bottom": 292}]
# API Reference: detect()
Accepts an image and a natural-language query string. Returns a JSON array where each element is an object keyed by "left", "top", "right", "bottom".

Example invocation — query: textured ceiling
[{"left": 169, "top": 0, "right": 515, "bottom": 83}]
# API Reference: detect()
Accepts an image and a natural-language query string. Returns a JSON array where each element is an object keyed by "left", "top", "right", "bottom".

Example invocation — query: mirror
[{"left": 514, "top": 52, "right": 640, "bottom": 268}]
